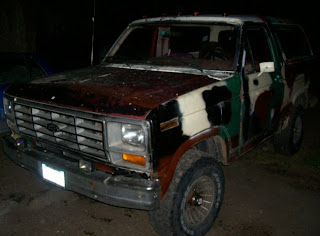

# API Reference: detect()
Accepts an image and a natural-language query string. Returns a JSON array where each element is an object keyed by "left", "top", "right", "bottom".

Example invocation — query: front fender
[{"left": 155, "top": 127, "right": 229, "bottom": 198}]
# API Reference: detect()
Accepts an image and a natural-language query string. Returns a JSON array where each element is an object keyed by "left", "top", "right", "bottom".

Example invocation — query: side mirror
[{"left": 257, "top": 62, "right": 275, "bottom": 77}]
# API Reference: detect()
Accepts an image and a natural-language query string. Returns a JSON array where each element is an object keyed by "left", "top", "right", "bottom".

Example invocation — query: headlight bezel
[
  {"left": 106, "top": 118, "right": 151, "bottom": 171},
  {"left": 107, "top": 121, "right": 148, "bottom": 152}
]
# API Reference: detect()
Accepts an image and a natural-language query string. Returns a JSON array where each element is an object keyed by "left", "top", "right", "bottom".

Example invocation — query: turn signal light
[{"left": 122, "top": 153, "right": 146, "bottom": 166}]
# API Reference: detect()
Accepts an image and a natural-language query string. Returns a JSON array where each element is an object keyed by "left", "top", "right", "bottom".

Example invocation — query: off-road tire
[
  {"left": 273, "top": 106, "right": 304, "bottom": 155},
  {"left": 149, "top": 149, "right": 224, "bottom": 236}
]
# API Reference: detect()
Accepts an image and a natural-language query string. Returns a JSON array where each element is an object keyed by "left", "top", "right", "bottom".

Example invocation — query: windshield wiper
[
  {"left": 105, "top": 55, "right": 147, "bottom": 61},
  {"left": 155, "top": 57, "right": 204, "bottom": 73}
]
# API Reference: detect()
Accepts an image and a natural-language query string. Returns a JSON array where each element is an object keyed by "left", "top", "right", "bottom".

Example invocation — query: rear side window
[{"left": 273, "top": 25, "right": 312, "bottom": 60}]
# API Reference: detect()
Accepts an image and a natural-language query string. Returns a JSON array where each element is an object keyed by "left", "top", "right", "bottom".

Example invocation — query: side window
[
  {"left": 245, "top": 27, "right": 272, "bottom": 74},
  {"left": 115, "top": 27, "right": 155, "bottom": 59},
  {"left": 273, "top": 25, "right": 311, "bottom": 60}
]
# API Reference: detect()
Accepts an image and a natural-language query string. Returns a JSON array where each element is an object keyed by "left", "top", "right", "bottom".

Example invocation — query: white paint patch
[
  {"left": 180, "top": 110, "right": 211, "bottom": 137},
  {"left": 281, "top": 65, "right": 290, "bottom": 110},
  {"left": 292, "top": 74, "right": 309, "bottom": 105},
  {"left": 247, "top": 72, "right": 273, "bottom": 114},
  {"left": 132, "top": 15, "right": 264, "bottom": 26},
  {"left": 177, "top": 81, "right": 226, "bottom": 136},
  {"left": 271, "top": 108, "right": 275, "bottom": 120}
]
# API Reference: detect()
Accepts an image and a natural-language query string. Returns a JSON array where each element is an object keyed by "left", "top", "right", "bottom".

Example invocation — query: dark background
[{"left": 1, "top": 0, "right": 319, "bottom": 72}]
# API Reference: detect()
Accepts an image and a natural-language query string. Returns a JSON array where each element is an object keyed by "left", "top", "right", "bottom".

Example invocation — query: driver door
[{"left": 241, "top": 24, "right": 284, "bottom": 144}]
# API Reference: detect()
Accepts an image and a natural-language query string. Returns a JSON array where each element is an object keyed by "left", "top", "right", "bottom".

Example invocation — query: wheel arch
[
  {"left": 194, "top": 135, "right": 228, "bottom": 165},
  {"left": 158, "top": 127, "right": 228, "bottom": 199},
  {"left": 278, "top": 84, "right": 308, "bottom": 132},
  {"left": 291, "top": 74, "right": 310, "bottom": 109}
]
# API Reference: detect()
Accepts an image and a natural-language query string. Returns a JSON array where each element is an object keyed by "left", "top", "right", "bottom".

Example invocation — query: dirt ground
[{"left": 1, "top": 103, "right": 320, "bottom": 236}]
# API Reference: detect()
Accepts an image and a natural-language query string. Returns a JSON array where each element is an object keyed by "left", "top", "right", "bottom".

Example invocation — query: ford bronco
[{"left": 2, "top": 15, "right": 317, "bottom": 235}]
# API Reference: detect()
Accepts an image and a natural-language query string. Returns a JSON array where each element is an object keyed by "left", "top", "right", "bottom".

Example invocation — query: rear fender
[{"left": 291, "top": 74, "right": 310, "bottom": 109}]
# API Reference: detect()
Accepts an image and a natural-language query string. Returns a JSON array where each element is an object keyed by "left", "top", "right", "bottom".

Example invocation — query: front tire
[{"left": 149, "top": 150, "right": 224, "bottom": 236}]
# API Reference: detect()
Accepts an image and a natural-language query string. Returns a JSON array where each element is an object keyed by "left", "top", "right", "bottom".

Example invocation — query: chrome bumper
[{"left": 2, "top": 135, "right": 160, "bottom": 210}]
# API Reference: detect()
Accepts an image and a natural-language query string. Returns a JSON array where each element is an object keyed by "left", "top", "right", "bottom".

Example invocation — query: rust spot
[{"left": 94, "top": 162, "right": 114, "bottom": 174}]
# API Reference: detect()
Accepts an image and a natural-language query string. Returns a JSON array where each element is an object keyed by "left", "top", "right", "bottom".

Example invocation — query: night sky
[{"left": 1, "top": 0, "right": 318, "bottom": 71}]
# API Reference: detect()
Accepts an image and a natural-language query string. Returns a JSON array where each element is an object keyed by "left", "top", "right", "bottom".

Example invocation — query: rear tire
[
  {"left": 149, "top": 150, "right": 224, "bottom": 236},
  {"left": 273, "top": 106, "right": 304, "bottom": 155}
]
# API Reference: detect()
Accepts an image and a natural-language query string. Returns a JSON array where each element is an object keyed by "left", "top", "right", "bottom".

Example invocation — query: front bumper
[{"left": 2, "top": 135, "right": 160, "bottom": 210}]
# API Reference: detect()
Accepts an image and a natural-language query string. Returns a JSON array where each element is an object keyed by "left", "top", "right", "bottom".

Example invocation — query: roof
[{"left": 130, "top": 15, "right": 266, "bottom": 26}]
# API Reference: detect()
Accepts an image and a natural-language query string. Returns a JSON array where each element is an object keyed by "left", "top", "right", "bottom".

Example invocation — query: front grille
[{"left": 14, "top": 103, "right": 106, "bottom": 159}]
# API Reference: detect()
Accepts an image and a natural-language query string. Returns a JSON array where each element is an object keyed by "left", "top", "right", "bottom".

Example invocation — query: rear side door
[
  {"left": 241, "top": 23, "right": 284, "bottom": 145},
  {"left": 271, "top": 24, "right": 316, "bottom": 105}
]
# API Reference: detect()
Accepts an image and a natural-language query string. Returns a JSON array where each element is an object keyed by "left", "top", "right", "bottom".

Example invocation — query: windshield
[{"left": 104, "top": 23, "right": 240, "bottom": 72}]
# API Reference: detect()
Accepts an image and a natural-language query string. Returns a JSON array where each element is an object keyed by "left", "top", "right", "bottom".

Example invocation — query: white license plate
[{"left": 41, "top": 163, "right": 65, "bottom": 188}]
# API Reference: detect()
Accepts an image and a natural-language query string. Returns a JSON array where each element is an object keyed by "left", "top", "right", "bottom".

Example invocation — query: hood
[{"left": 5, "top": 65, "right": 218, "bottom": 119}]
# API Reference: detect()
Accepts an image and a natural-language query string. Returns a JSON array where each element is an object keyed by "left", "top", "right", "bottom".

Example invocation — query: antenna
[{"left": 91, "top": 0, "right": 96, "bottom": 66}]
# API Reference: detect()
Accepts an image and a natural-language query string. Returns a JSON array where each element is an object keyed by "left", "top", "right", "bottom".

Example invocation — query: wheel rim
[
  {"left": 182, "top": 175, "right": 216, "bottom": 227},
  {"left": 293, "top": 116, "right": 303, "bottom": 145}
]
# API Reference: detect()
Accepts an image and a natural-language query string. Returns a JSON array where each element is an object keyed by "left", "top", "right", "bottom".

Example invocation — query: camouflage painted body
[{"left": 3, "top": 15, "right": 316, "bottom": 201}]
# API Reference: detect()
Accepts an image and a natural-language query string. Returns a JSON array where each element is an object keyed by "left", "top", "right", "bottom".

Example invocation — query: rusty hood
[{"left": 5, "top": 65, "right": 218, "bottom": 119}]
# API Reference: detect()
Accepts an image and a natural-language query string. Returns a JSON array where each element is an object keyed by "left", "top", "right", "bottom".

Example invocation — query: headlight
[
  {"left": 107, "top": 121, "right": 146, "bottom": 152},
  {"left": 122, "top": 124, "right": 145, "bottom": 147},
  {"left": 107, "top": 121, "right": 150, "bottom": 170}
]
